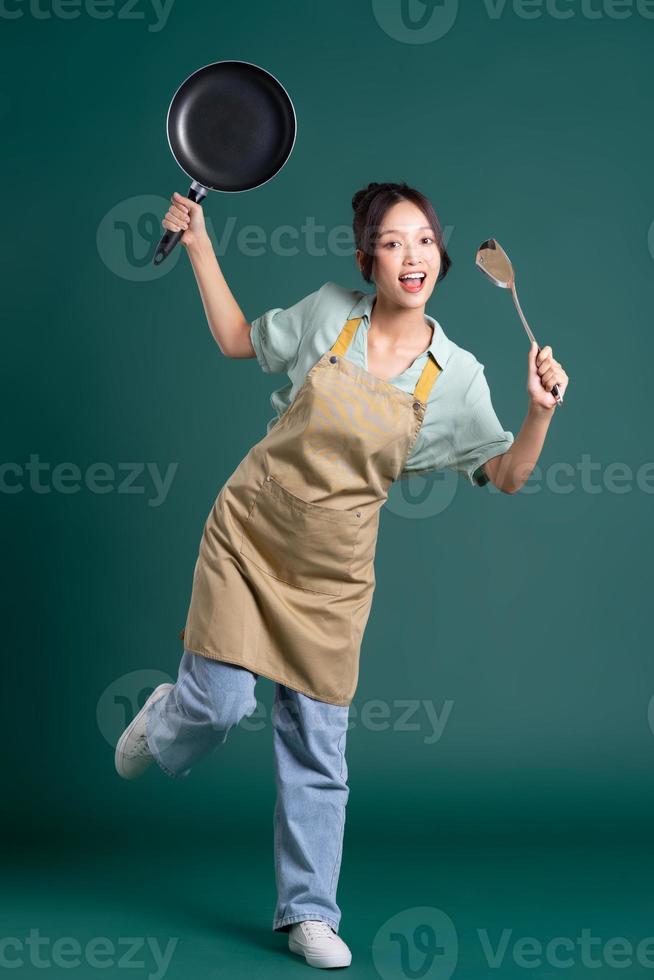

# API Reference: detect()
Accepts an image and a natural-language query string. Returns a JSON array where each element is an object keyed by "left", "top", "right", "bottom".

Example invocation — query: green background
[{"left": 3, "top": 0, "right": 654, "bottom": 976}]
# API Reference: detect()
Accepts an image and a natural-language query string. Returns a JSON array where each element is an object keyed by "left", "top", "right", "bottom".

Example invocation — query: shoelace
[
  {"left": 301, "top": 920, "right": 336, "bottom": 942},
  {"left": 128, "top": 731, "right": 152, "bottom": 759}
]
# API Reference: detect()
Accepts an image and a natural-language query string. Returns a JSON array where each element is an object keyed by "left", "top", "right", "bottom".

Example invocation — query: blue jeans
[{"left": 145, "top": 650, "right": 350, "bottom": 934}]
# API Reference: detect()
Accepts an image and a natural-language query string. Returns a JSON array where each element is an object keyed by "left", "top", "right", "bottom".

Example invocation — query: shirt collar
[{"left": 347, "top": 289, "right": 452, "bottom": 370}]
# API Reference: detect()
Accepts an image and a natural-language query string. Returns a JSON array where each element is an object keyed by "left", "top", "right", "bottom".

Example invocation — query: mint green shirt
[{"left": 249, "top": 280, "right": 514, "bottom": 486}]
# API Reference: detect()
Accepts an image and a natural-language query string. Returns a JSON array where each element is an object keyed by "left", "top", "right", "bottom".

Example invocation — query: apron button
[
  {"left": 329, "top": 355, "right": 337, "bottom": 363},
  {"left": 356, "top": 511, "right": 361, "bottom": 517},
  {"left": 413, "top": 401, "right": 421, "bottom": 410},
  {"left": 265, "top": 475, "right": 271, "bottom": 481}
]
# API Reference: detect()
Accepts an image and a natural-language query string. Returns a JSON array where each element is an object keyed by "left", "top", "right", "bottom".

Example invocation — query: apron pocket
[{"left": 239, "top": 475, "right": 362, "bottom": 596}]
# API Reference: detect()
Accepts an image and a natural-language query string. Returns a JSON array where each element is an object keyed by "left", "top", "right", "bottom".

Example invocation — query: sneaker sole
[{"left": 114, "top": 683, "right": 174, "bottom": 779}]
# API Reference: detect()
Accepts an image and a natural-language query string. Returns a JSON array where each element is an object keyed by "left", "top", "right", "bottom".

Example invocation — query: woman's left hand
[{"left": 528, "top": 341, "right": 569, "bottom": 410}]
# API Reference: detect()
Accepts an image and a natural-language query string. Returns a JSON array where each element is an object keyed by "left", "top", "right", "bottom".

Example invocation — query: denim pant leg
[
  {"left": 145, "top": 650, "right": 258, "bottom": 779},
  {"left": 271, "top": 683, "right": 350, "bottom": 935}
]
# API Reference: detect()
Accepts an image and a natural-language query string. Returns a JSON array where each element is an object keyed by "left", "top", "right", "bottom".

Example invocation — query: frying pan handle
[{"left": 152, "top": 183, "right": 208, "bottom": 266}]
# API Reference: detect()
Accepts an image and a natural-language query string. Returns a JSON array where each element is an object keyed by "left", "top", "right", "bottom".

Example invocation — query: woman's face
[{"left": 357, "top": 199, "right": 441, "bottom": 309}]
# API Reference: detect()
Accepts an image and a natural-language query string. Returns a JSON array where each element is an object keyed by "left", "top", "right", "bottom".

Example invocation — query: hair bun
[{"left": 351, "top": 182, "right": 383, "bottom": 212}]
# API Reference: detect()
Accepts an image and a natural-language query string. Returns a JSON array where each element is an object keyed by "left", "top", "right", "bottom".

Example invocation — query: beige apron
[{"left": 179, "top": 315, "right": 442, "bottom": 706}]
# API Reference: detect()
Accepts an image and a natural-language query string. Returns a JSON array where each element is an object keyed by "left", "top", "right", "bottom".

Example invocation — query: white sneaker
[
  {"left": 288, "top": 919, "right": 352, "bottom": 969},
  {"left": 114, "top": 683, "right": 173, "bottom": 780}
]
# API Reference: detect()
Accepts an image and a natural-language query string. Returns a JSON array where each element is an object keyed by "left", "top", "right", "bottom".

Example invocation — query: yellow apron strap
[
  {"left": 331, "top": 317, "right": 362, "bottom": 356},
  {"left": 413, "top": 355, "right": 442, "bottom": 404},
  {"left": 331, "top": 316, "right": 441, "bottom": 404}
]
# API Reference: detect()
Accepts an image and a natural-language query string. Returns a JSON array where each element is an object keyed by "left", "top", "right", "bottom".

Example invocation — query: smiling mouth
[{"left": 398, "top": 272, "right": 426, "bottom": 292}]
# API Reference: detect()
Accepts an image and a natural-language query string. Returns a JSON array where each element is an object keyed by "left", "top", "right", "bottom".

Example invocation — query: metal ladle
[{"left": 475, "top": 238, "right": 563, "bottom": 405}]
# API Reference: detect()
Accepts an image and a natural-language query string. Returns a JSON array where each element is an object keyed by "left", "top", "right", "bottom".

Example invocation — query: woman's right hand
[{"left": 161, "top": 191, "right": 208, "bottom": 249}]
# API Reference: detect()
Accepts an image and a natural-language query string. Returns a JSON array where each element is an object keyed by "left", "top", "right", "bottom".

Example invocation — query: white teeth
[{"left": 399, "top": 273, "right": 425, "bottom": 281}]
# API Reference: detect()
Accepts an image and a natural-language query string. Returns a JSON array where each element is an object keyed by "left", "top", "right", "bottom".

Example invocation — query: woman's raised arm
[{"left": 161, "top": 191, "right": 256, "bottom": 360}]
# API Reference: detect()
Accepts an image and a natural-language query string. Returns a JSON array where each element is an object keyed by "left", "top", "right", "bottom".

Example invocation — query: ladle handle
[
  {"left": 511, "top": 282, "right": 563, "bottom": 406},
  {"left": 152, "top": 182, "right": 208, "bottom": 266},
  {"left": 537, "top": 347, "right": 563, "bottom": 405}
]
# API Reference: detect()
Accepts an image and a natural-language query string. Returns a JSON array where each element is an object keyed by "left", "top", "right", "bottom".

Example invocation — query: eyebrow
[{"left": 378, "top": 226, "right": 435, "bottom": 236}]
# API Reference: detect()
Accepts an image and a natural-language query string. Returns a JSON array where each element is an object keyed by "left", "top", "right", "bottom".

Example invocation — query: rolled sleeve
[
  {"left": 450, "top": 361, "right": 514, "bottom": 487},
  {"left": 250, "top": 286, "right": 322, "bottom": 375}
]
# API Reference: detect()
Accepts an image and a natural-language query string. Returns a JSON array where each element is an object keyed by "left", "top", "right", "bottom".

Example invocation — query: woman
[{"left": 115, "top": 181, "right": 568, "bottom": 969}]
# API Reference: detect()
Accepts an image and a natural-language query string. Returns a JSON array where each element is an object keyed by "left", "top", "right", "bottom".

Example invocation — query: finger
[
  {"left": 542, "top": 369, "right": 565, "bottom": 391},
  {"left": 528, "top": 340, "right": 539, "bottom": 367},
  {"left": 166, "top": 207, "right": 189, "bottom": 225},
  {"left": 169, "top": 204, "right": 189, "bottom": 222},
  {"left": 167, "top": 213, "right": 189, "bottom": 229},
  {"left": 172, "top": 192, "right": 192, "bottom": 210},
  {"left": 536, "top": 346, "right": 552, "bottom": 366},
  {"left": 537, "top": 357, "right": 552, "bottom": 377},
  {"left": 162, "top": 218, "right": 186, "bottom": 233}
]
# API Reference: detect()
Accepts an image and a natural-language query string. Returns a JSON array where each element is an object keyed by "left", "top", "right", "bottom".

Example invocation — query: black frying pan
[{"left": 153, "top": 60, "right": 297, "bottom": 265}]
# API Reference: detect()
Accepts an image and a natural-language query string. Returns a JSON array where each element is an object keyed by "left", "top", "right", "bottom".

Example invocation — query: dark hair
[{"left": 351, "top": 181, "right": 452, "bottom": 285}]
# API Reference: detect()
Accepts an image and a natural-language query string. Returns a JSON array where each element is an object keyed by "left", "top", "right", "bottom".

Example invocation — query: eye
[{"left": 383, "top": 238, "right": 434, "bottom": 248}]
